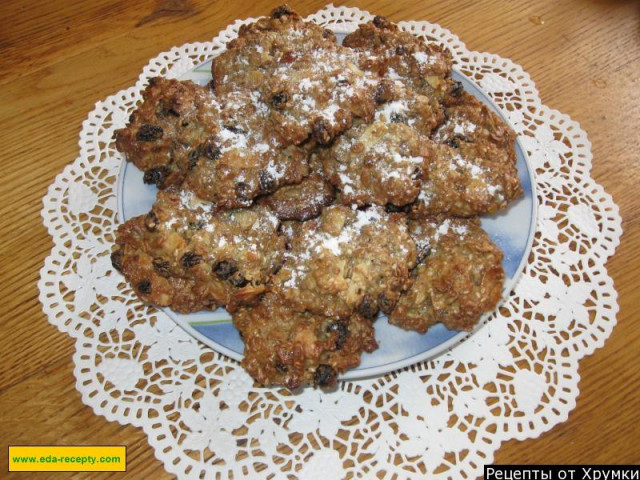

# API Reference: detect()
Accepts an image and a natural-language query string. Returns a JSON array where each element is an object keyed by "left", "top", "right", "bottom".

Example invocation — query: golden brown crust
[
  {"left": 320, "top": 84, "right": 443, "bottom": 207},
  {"left": 112, "top": 189, "right": 284, "bottom": 313},
  {"left": 410, "top": 141, "right": 522, "bottom": 218},
  {"left": 182, "top": 105, "right": 311, "bottom": 209},
  {"left": 115, "top": 80, "right": 311, "bottom": 209},
  {"left": 343, "top": 16, "right": 454, "bottom": 101},
  {"left": 434, "top": 91, "right": 516, "bottom": 153},
  {"left": 113, "top": 78, "right": 219, "bottom": 189},
  {"left": 389, "top": 216, "right": 504, "bottom": 332},
  {"left": 272, "top": 205, "right": 417, "bottom": 319},
  {"left": 212, "top": 6, "right": 333, "bottom": 95},
  {"left": 233, "top": 293, "right": 377, "bottom": 389},
  {"left": 212, "top": 8, "right": 381, "bottom": 147},
  {"left": 321, "top": 119, "right": 429, "bottom": 206}
]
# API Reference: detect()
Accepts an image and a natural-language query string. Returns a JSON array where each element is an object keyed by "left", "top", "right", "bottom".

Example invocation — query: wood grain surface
[{"left": 1, "top": 0, "right": 638, "bottom": 478}]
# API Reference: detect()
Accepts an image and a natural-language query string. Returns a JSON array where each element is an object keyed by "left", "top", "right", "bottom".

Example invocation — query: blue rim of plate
[{"left": 116, "top": 57, "right": 537, "bottom": 381}]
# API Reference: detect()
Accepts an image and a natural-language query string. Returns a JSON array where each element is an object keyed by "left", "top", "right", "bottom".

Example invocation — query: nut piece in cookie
[
  {"left": 114, "top": 77, "right": 220, "bottom": 189},
  {"left": 112, "top": 189, "right": 284, "bottom": 313},
  {"left": 259, "top": 174, "right": 335, "bottom": 221},
  {"left": 272, "top": 205, "right": 417, "bottom": 319},
  {"left": 389, "top": 217, "right": 505, "bottom": 333},
  {"left": 233, "top": 293, "right": 378, "bottom": 390},
  {"left": 411, "top": 142, "right": 522, "bottom": 217},
  {"left": 343, "top": 16, "right": 453, "bottom": 101}
]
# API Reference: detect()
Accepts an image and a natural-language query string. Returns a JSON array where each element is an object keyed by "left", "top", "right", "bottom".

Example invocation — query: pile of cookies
[{"left": 111, "top": 6, "right": 521, "bottom": 389}]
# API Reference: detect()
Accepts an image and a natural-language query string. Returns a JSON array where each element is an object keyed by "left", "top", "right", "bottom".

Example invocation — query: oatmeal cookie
[
  {"left": 434, "top": 91, "right": 516, "bottom": 153},
  {"left": 259, "top": 174, "right": 335, "bottom": 221},
  {"left": 182, "top": 114, "right": 311, "bottom": 209},
  {"left": 389, "top": 216, "right": 504, "bottom": 333},
  {"left": 211, "top": 6, "right": 335, "bottom": 95},
  {"left": 411, "top": 142, "right": 522, "bottom": 217},
  {"left": 320, "top": 85, "right": 443, "bottom": 207},
  {"left": 343, "top": 16, "right": 454, "bottom": 101},
  {"left": 113, "top": 77, "right": 219, "bottom": 189},
  {"left": 272, "top": 205, "right": 417, "bottom": 319},
  {"left": 233, "top": 293, "right": 378, "bottom": 389},
  {"left": 212, "top": 6, "right": 381, "bottom": 147},
  {"left": 117, "top": 79, "right": 311, "bottom": 209},
  {"left": 111, "top": 189, "right": 284, "bottom": 313},
  {"left": 321, "top": 118, "right": 429, "bottom": 207}
]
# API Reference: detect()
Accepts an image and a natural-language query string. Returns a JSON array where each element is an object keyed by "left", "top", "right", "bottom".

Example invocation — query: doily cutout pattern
[{"left": 39, "top": 5, "right": 622, "bottom": 479}]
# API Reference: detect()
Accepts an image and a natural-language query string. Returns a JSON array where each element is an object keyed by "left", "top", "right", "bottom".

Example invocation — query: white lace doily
[{"left": 39, "top": 5, "right": 622, "bottom": 479}]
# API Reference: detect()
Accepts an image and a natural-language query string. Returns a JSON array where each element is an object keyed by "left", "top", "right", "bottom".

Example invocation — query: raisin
[
  {"left": 357, "top": 295, "right": 378, "bottom": 320},
  {"left": 136, "top": 124, "right": 163, "bottom": 141},
  {"left": 208, "top": 77, "right": 216, "bottom": 93},
  {"left": 272, "top": 5, "right": 293, "bottom": 18},
  {"left": 188, "top": 220, "right": 205, "bottom": 230},
  {"left": 385, "top": 203, "right": 410, "bottom": 214},
  {"left": 145, "top": 212, "right": 158, "bottom": 232},
  {"left": 275, "top": 360, "right": 288, "bottom": 373},
  {"left": 378, "top": 292, "right": 395, "bottom": 314},
  {"left": 312, "top": 118, "right": 332, "bottom": 145},
  {"left": 153, "top": 258, "right": 171, "bottom": 276},
  {"left": 137, "top": 280, "right": 152, "bottom": 294},
  {"left": 373, "top": 15, "right": 391, "bottom": 29},
  {"left": 395, "top": 45, "right": 406, "bottom": 55},
  {"left": 322, "top": 29, "right": 334, "bottom": 40},
  {"left": 258, "top": 170, "right": 276, "bottom": 193},
  {"left": 272, "top": 263, "right": 283, "bottom": 275},
  {"left": 223, "top": 124, "right": 246, "bottom": 134},
  {"left": 214, "top": 260, "right": 238, "bottom": 280},
  {"left": 230, "top": 274, "right": 249, "bottom": 288},
  {"left": 271, "top": 91, "right": 289, "bottom": 109},
  {"left": 110, "top": 250, "right": 123, "bottom": 272},
  {"left": 181, "top": 252, "right": 203, "bottom": 268},
  {"left": 143, "top": 166, "right": 170, "bottom": 187},
  {"left": 445, "top": 137, "right": 461, "bottom": 148},
  {"left": 314, "top": 364, "right": 336, "bottom": 388},
  {"left": 390, "top": 113, "right": 407, "bottom": 123},
  {"left": 235, "top": 182, "right": 252, "bottom": 201},
  {"left": 181, "top": 121, "right": 190, "bottom": 128},
  {"left": 188, "top": 149, "right": 199, "bottom": 170},
  {"left": 416, "top": 246, "right": 431, "bottom": 265},
  {"left": 280, "top": 52, "right": 296, "bottom": 64},
  {"left": 327, "top": 321, "right": 349, "bottom": 350},
  {"left": 202, "top": 139, "right": 221, "bottom": 160},
  {"left": 374, "top": 82, "right": 393, "bottom": 104},
  {"left": 450, "top": 81, "right": 464, "bottom": 98}
]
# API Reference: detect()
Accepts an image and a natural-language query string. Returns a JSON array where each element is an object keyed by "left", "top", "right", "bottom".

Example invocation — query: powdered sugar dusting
[
  {"left": 412, "top": 51, "right": 436, "bottom": 66},
  {"left": 375, "top": 100, "right": 409, "bottom": 122},
  {"left": 279, "top": 207, "right": 389, "bottom": 290}
]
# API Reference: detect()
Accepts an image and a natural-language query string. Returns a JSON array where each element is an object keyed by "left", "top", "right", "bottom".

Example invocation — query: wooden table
[{"left": 1, "top": 0, "right": 638, "bottom": 477}]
